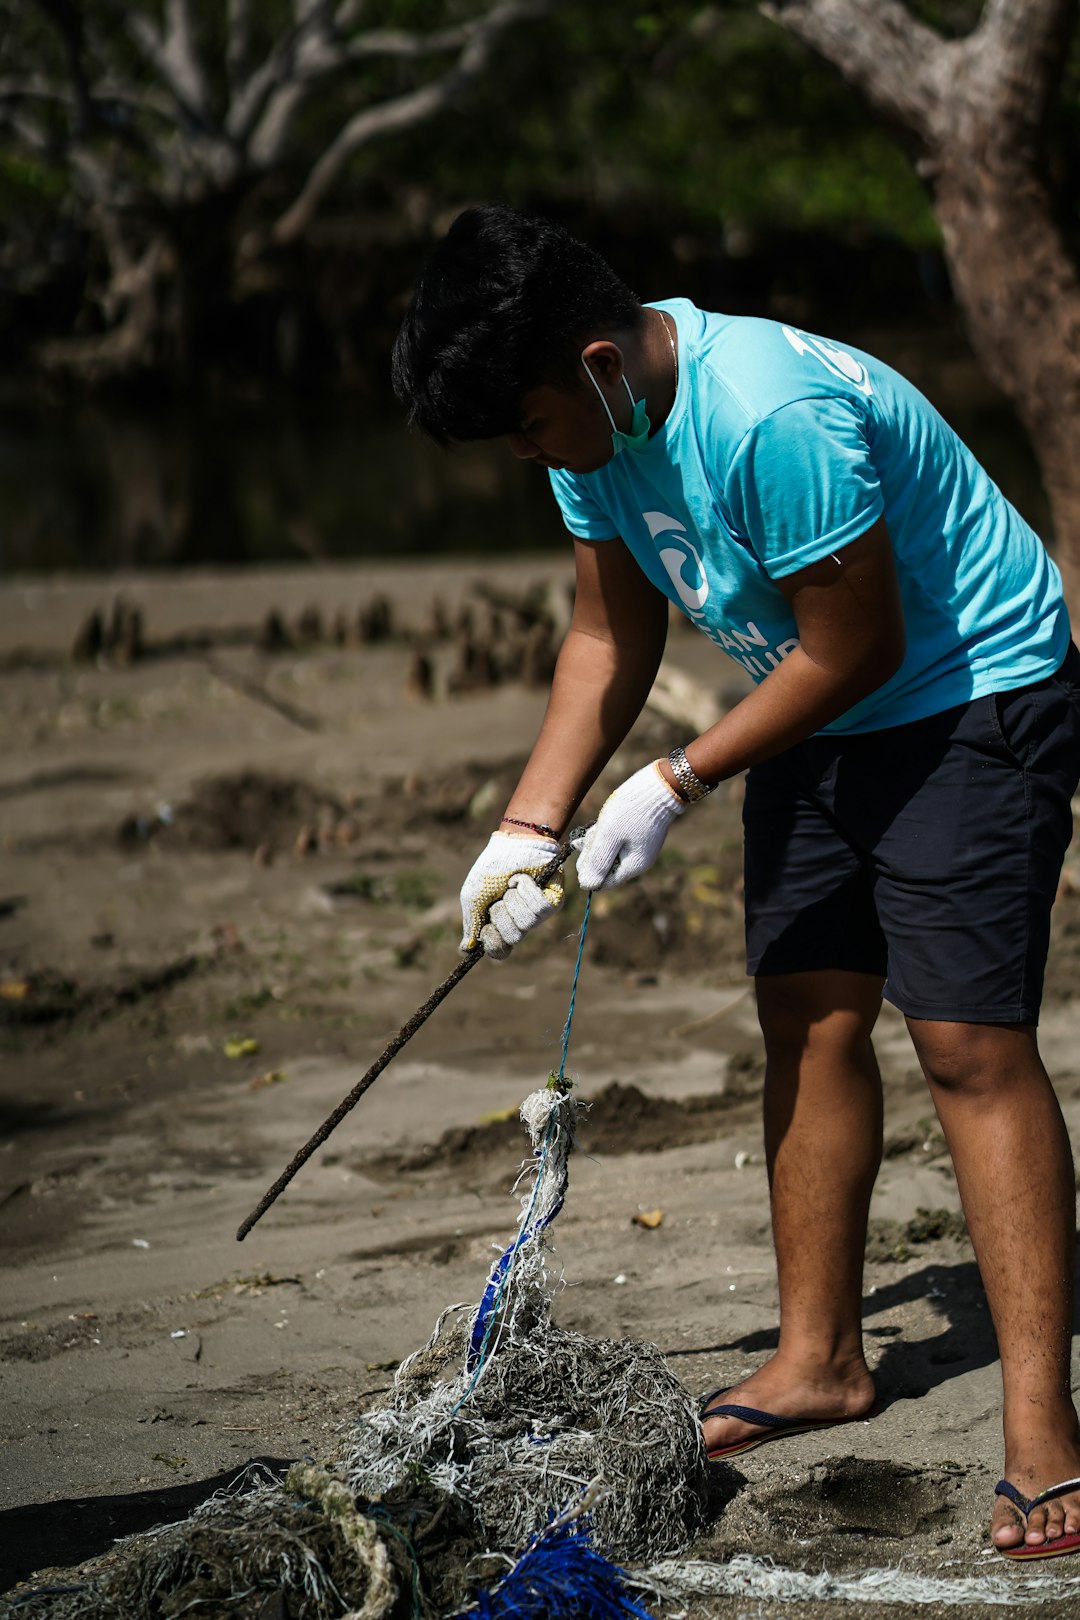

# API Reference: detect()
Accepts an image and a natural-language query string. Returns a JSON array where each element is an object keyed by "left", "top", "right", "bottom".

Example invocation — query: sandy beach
[{"left": 3, "top": 560, "right": 1080, "bottom": 1619}]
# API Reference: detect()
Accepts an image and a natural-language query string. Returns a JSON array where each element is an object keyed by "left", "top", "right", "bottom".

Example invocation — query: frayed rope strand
[
  {"left": 459, "top": 898, "right": 591, "bottom": 1401},
  {"left": 457, "top": 1119, "right": 558, "bottom": 1402}
]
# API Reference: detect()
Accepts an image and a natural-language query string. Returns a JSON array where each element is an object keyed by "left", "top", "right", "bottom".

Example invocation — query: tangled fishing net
[{"left": 7, "top": 1080, "right": 708, "bottom": 1620}]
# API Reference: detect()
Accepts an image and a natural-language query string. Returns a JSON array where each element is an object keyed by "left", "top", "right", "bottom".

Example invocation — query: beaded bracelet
[{"left": 501, "top": 815, "right": 560, "bottom": 840}]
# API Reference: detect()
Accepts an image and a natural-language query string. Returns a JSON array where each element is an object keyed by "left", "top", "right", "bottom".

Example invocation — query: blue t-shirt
[{"left": 549, "top": 299, "right": 1070, "bottom": 733}]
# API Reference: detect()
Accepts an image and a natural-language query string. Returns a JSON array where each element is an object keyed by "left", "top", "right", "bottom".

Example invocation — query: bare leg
[
  {"left": 702, "top": 969, "right": 883, "bottom": 1453},
  {"left": 907, "top": 1018, "right": 1080, "bottom": 1551}
]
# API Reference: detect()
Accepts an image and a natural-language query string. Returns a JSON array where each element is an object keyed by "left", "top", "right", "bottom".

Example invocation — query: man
[{"left": 392, "top": 203, "right": 1080, "bottom": 1559}]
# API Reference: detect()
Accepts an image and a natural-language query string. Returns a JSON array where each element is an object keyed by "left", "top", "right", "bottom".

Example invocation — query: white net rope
[
  {"left": 637, "top": 1552, "right": 1080, "bottom": 1608},
  {"left": 341, "top": 1082, "right": 709, "bottom": 1565},
  {"left": 7, "top": 1085, "right": 707, "bottom": 1619}
]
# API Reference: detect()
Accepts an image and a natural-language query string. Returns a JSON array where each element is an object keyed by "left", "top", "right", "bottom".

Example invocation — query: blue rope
[
  {"left": 456, "top": 1130, "right": 553, "bottom": 1407},
  {"left": 457, "top": 896, "right": 593, "bottom": 1407},
  {"left": 556, "top": 893, "right": 591, "bottom": 1085},
  {"left": 460, "top": 1512, "right": 658, "bottom": 1618}
]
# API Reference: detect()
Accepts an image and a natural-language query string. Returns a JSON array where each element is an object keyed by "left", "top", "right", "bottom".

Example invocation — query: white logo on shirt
[
  {"left": 782, "top": 326, "right": 873, "bottom": 396},
  {"left": 642, "top": 509, "right": 800, "bottom": 676},
  {"left": 645, "top": 511, "right": 709, "bottom": 612}
]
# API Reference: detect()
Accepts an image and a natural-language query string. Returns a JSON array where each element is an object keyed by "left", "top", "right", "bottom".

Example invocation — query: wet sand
[{"left": 2, "top": 562, "right": 1080, "bottom": 1618}]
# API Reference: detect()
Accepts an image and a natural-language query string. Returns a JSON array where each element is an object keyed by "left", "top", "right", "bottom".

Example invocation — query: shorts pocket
[
  {"left": 991, "top": 677, "right": 1070, "bottom": 774},
  {"left": 1050, "top": 641, "right": 1080, "bottom": 704},
  {"left": 987, "top": 691, "right": 1029, "bottom": 770}
]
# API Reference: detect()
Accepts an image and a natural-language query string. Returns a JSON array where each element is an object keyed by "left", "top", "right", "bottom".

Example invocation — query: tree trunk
[
  {"left": 766, "top": 0, "right": 1080, "bottom": 626},
  {"left": 932, "top": 156, "right": 1080, "bottom": 616}
]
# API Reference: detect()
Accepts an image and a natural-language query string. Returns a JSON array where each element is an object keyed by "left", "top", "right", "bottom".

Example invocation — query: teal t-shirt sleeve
[
  {"left": 723, "top": 395, "right": 885, "bottom": 579},
  {"left": 547, "top": 468, "right": 620, "bottom": 540}
]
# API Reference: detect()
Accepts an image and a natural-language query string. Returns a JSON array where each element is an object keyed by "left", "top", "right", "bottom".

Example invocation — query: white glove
[
  {"left": 575, "top": 762, "right": 685, "bottom": 891},
  {"left": 459, "top": 832, "right": 564, "bottom": 958}
]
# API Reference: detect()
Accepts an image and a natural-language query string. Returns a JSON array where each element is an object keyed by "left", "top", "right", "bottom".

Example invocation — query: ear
[{"left": 580, "top": 339, "right": 625, "bottom": 387}]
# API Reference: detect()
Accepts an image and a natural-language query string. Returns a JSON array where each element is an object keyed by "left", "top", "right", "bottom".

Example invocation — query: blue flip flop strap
[
  {"left": 996, "top": 1479, "right": 1032, "bottom": 1514},
  {"left": 700, "top": 1401, "right": 791, "bottom": 1428},
  {"left": 996, "top": 1476, "right": 1080, "bottom": 1515}
]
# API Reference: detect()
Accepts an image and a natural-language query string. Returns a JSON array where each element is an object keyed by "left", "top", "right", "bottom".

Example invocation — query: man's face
[{"left": 506, "top": 377, "right": 615, "bottom": 476}]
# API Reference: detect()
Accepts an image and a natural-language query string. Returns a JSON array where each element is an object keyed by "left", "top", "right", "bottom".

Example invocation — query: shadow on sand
[{"left": 0, "top": 1458, "right": 291, "bottom": 1598}]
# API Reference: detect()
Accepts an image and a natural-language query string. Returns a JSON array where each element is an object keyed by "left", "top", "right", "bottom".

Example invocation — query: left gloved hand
[
  {"left": 575, "top": 761, "right": 686, "bottom": 891},
  {"left": 459, "top": 831, "right": 563, "bottom": 956},
  {"left": 481, "top": 872, "right": 563, "bottom": 961}
]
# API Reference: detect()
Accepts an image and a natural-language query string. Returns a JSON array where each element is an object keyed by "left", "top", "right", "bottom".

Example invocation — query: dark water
[
  {"left": 0, "top": 390, "right": 572, "bottom": 574},
  {"left": 0, "top": 326, "right": 1053, "bottom": 575}
]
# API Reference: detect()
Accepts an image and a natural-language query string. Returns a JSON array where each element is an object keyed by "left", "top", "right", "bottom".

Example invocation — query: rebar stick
[{"left": 236, "top": 838, "right": 575, "bottom": 1240}]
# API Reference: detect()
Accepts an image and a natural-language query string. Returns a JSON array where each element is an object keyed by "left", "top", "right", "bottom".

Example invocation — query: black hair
[{"left": 391, "top": 203, "right": 643, "bottom": 444}]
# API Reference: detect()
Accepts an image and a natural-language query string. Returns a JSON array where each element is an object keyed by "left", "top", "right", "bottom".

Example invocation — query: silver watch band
[{"left": 668, "top": 746, "right": 714, "bottom": 803}]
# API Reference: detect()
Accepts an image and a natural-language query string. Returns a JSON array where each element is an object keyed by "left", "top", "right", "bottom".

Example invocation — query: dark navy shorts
[{"left": 743, "top": 642, "right": 1080, "bottom": 1024}]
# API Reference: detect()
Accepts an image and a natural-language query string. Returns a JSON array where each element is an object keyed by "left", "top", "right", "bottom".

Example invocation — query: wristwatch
[{"left": 668, "top": 745, "right": 715, "bottom": 803}]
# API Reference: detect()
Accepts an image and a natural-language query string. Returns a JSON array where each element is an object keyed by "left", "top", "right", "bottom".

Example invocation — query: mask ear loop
[{"left": 580, "top": 349, "right": 635, "bottom": 433}]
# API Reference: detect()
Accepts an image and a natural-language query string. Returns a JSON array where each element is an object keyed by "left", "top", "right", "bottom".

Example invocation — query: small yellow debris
[
  {"left": 248, "top": 1069, "right": 287, "bottom": 1091},
  {"left": 0, "top": 979, "right": 29, "bottom": 1000},
  {"left": 632, "top": 1208, "right": 664, "bottom": 1230},
  {"left": 224, "top": 1037, "right": 260, "bottom": 1059}
]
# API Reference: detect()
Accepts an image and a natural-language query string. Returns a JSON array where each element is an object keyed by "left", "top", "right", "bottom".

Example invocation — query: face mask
[{"left": 581, "top": 351, "right": 652, "bottom": 456}]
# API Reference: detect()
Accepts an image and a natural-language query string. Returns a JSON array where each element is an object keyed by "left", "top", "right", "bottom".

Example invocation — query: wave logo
[
  {"left": 782, "top": 327, "right": 873, "bottom": 396},
  {"left": 644, "top": 511, "right": 709, "bottom": 614}
]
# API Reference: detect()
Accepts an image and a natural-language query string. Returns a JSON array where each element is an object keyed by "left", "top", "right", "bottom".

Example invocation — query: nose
[{"left": 507, "top": 431, "right": 538, "bottom": 460}]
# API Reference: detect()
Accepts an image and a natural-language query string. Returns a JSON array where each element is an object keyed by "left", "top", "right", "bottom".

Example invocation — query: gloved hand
[
  {"left": 575, "top": 762, "right": 685, "bottom": 891},
  {"left": 459, "top": 832, "right": 564, "bottom": 959}
]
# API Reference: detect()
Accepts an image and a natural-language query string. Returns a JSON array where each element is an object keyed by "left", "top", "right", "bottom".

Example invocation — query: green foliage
[
  {"left": 0, "top": 0, "right": 941, "bottom": 250},
  {"left": 0, "top": 151, "right": 66, "bottom": 203},
  {"left": 363, "top": 0, "right": 938, "bottom": 247},
  {"left": 6, "top": 0, "right": 1080, "bottom": 373}
]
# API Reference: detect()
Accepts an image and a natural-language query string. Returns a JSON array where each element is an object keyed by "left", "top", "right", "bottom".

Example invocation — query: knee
[
  {"left": 907, "top": 1018, "right": 1038, "bottom": 1097},
  {"left": 756, "top": 975, "right": 878, "bottom": 1066}
]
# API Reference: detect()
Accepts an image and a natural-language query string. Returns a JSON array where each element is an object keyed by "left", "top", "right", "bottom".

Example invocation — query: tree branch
[
  {"left": 235, "top": 15, "right": 472, "bottom": 159},
  {"left": 0, "top": 106, "right": 51, "bottom": 153},
  {"left": 333, "top": 25, "right": 475, "bottom": 61},
  {"left": 162, "top": 0, "right": 210, "bottom": 121},
  {"left": 765, "top": 0, "right": 1078, "bottom": 152},
  {"left": 978, "top": 0, "right": 1076, "bottom": 60},
  {"left": 123, "top": 5, "right": 210, "bottom": 130},
  {"left": 226, "top": 8, "right": 330, "bottom": 146},
  {"left": 0, "top": 75, "right": 70, "bottom": 105},
  {"left": 227, "top": 0, "right": 255, "bottom": 90},
  {"left": 762, "top": 0, "right": 957, "bottom": 146},
  {"left": 0, "top": 75, "right": 173, "bottom": 128},
  {"left": 268, "top": 0, "right": 553, "bottom": 243},
  {"left": 334, "top": 0, "right": 366, "bottom": 26},
  {"left": 971, "top": 0, "right": 1077, "bottom": 130}
]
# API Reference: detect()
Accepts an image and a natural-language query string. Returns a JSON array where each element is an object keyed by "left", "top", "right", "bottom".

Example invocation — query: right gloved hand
[
  {"left": 575, "top": 761, "right": 686, "bottom": 891},
  {"left": 459, "top": 832, "right": 564, "bottom": 960}
]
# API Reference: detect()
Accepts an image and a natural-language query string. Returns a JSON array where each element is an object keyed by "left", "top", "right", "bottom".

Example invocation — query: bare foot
[
  {"left": 992, "top": 1434, "right": 1080, "bottom": 1553},
  {"left": 701, "top": 1353, "right": 876, "bottom": 1456}
]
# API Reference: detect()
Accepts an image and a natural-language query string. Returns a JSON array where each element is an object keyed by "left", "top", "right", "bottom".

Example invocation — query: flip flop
[
  {"left": 994, "top": 1477, "right": 1080, "bottom": 1560},
  {"left": 699, "top": 1392, "right": 873, "bottom": 1462}
]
